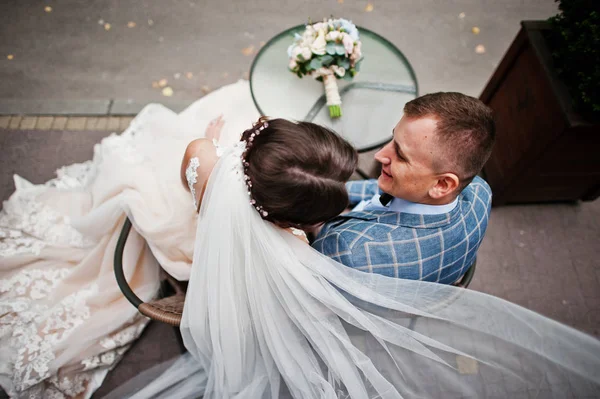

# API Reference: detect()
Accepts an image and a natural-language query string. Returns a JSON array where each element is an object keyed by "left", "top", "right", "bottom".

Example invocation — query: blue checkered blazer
[{"left": 312, "top": 176, "right": 492, "bottom": 284}]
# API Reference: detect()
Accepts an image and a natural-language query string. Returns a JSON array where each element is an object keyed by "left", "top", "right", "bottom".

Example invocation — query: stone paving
[{"left": 0, "top": 115, "right": 134, "bottom": 131}]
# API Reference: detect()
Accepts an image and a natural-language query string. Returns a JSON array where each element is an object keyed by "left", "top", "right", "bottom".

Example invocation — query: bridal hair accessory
[{"left": 242, "top": 120, "right": 269, "bottom": 217}]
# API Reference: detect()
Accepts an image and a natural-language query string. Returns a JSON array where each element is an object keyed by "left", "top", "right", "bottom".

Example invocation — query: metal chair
[
  {"left": 114, "top": 218, "right": 186, "bottom": 326},
  {"left": 115, "top": 217, "right": 477, "bottom": 327}
]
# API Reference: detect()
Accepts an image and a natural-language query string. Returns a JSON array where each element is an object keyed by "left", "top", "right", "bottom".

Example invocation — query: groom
[{"left": 312, "top": 92, "right": 495, "bottom": 284}]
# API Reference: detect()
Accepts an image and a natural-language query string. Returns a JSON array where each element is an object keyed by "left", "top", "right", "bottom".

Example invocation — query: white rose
[
  {"left": 342, "top": 33, "right": 354, "bottom": 55},
  {"left": 311, "top": 30, "right": 327, "bottom": 55},
  {"left": 326, "top": 31, "right": 341, "bottom": 42},
  {"left": 300, "top": 46, "right": 312, "bottom": 61},
  {"left": 312, "top": 22, "right": 327, "bottom": 32},
  {"left": 291, "top": 46, "right": 303, "bottom": 61},
  {"left": 289, "top": 59, "right": 298, "bottom": 69},
  {"left": 302, "top": 27, "right": 316, "bottom": 46}
]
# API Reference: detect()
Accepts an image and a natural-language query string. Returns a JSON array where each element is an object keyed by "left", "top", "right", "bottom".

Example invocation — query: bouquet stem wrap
[{"left": 323, "top": 74, "right": 342, "bottom": 118}]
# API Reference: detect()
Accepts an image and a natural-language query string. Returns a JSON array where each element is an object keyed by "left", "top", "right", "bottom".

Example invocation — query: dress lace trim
[
  {"left": 0, "top": 189, "right": 96, "bottom": 258},
  {"left": 0, "top": 267, "right": 97, "bottom": 393},
  {"left": 185, "top": 157, "right": 201, "bottom": 210},
  {"left": 185, "top": 140, "right": 226, "bottom": 210},
  {"left": 213, "top": 138, "right": 225, "bottom": 157}
]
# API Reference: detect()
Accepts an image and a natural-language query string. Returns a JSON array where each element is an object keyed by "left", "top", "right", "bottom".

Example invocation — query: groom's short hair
[{"left": 404, "top": 92, "right": 495, "bottom": 188}]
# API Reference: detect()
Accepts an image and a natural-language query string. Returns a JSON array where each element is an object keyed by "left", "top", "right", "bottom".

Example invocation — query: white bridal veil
[{"left": 108, "top": 143, "right": 600, "bottom": 399}]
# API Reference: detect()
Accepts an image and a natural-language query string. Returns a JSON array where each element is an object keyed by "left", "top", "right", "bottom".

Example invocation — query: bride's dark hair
[{"left": 241, "top": 117, "right": 358, "bottom": 228}]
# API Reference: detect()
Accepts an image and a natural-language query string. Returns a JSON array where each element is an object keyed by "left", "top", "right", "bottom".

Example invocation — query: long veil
[{"left": 107, "top": 143, "right": 600, "bottom": 398}]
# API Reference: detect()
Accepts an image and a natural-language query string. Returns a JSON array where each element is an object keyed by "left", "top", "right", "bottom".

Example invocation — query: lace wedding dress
[{"left": 0, "top": 80, "right": 259, "bottom": 398}]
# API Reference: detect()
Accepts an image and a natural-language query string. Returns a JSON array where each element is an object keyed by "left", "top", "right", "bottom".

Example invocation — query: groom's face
[{"left": 374, "top": 115, "right": 441, "bottom": 203}]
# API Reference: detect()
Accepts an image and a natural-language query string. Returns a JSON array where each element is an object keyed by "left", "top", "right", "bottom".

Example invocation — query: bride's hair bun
[{"left": 240, "top": 117, "right": 358, "bottom": 228}]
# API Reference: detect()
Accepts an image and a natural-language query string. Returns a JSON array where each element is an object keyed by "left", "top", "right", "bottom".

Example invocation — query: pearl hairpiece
[{"left": 242, "top": 121, "right": 269, "bottom": 217}]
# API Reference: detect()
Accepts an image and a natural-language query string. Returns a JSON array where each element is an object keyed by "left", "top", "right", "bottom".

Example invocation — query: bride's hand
[{"left": 205, "top": 115, "right": 224, "bottom": 141}]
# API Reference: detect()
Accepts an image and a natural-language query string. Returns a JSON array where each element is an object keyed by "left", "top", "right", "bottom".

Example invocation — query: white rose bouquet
[{"left": 288, "top": 18, "right": 363, "bottom": 118}]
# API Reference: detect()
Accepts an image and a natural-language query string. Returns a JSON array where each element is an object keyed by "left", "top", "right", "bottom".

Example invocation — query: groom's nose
[{"left": 374, "top": 143, "right": 391, "bottom": 165}]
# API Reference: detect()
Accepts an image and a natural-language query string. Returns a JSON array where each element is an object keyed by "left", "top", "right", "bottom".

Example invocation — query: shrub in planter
[{"left": 546, "top": 0, "right": 600, "bottom": 117}]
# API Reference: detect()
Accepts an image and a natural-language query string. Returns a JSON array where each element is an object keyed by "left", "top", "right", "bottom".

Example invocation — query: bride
[
  {"left": 0, "top": 80, "right": 357, "bottom": 398},
  {"left": 1, "top": 80, "right": 600, "bottom": 398}
]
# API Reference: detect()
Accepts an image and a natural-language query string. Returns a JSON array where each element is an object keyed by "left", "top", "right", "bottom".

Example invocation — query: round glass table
[{"left": 250, "top": 25, "right": 419, "bottom": 153}]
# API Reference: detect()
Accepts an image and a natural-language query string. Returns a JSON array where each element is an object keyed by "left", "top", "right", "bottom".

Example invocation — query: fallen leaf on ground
[
  {"left": 338, "top": 0, "right": 344, "bottom": 3},
  {"left": 104, "top": 23, "right": 111, "bottom": 31},
  {"left": 186, "top": 72, "right": 194, "bottom": 79},
  {"left": 162, "top": 87, "right": 174, "bottom": 97},
  {"left": 44, "top": 6, "right": 52, "bottom": 12},
  {"left": 7, "top": 54, "right": 14, "bottom": 60},
  {"left": 201, "top": 86, "right": 211, "bottom": 94},
  {"left": 241, "top": 45, "right": 255, "bottom": 56},
  {"left": 364, "top": 3, "right": 374, "bottom": 12},
  {"left": 148, "top": 19, "right": 154, "bottom": 26},
  {"left": 471, "top": 26, "right": 480, "bottom": 35},
  {"left": 174, "top": 72, "right": 182, "bottom": 79},
  {"left": 151, "top": 81, "right": 159, "bottom": 88},
  {"left": 475, "top": 44, "right": 486, "bottom": 54},
  {"left": 127, "top": 21, "right": 136, "bottom": 28},
  {"left": 458, "top": 12, "right": 465, "bottom": 19},
  {"left": 158, "top": 78, "right": 168, "bottom": 87}
]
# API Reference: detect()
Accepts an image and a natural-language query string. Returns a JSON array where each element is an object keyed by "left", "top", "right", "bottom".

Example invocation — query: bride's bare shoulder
[
  {"left": 184, "top": 138, "right": 217, "bottom": 158},
  {"left": 180, "top": 138, "right": 219, "bottom": 190}
]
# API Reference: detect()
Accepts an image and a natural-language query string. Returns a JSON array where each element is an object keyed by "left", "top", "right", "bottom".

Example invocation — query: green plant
[{"left": 547, "top": 0, "right": 600, "bottom": 116}]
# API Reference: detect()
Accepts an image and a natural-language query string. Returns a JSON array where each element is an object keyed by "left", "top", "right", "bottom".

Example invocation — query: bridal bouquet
[{"left": 288, "top": 18, "right": 363, "bottom": 118}]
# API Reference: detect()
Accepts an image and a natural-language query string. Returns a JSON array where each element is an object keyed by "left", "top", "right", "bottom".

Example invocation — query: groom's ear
[{"left": 429, "top": 173, "right": 460, "bottom": 199}]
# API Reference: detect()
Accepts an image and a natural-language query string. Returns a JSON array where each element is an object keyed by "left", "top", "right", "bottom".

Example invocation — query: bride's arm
[
  {"left": 180, "top": 139, "right": 219, "bottom": 211},
  {"left": 181, "top": 116, "right": 224, "bottom": 191}
]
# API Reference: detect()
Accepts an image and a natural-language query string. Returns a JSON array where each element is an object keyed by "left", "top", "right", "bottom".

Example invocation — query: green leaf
[
  {"left": 339, "top": 59, "right": 350, "bottom": 69},
  {"left": 326, "top": 42, "right": 337, "bottom": 55},
  {"left": 354, "top": 60, "right": 362, "bottom": 72},
  {"left": 335, "top": 44, "right": 346, "bottom": 55},
  {"left": 297, "top": 54, "right": 305, "bottom": 62},
  {"left": 321, "top": 55, "right": 334, "bottom": 66},
  {"left": 342, "top": 72, "right": 353, "bottom": 81},
  {"left": 309, "top": 58, "right": 322, "bottom": 70}
]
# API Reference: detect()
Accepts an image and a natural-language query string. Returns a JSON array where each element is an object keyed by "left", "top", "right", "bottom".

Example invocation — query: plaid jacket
[{"left": 312, "top": 177, "right": 492, "bottom": 284}]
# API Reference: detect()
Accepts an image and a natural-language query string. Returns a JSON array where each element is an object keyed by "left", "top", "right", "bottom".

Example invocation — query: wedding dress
[
  {"left": 104, "top": 140, "right": 600, "bottom": 398},
  {"left": 0, "top": 80, "right": 259, "bottom": 398}
]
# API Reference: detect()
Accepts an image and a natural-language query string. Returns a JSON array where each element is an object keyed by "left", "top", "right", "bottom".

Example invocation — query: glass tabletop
[{"left": 250, "top": 25, "right": 419, "bottom": 152}]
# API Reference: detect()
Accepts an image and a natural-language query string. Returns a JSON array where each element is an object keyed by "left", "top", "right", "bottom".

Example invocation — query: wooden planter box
[{"left": 480, "top": 21, "right": 600, "bottom": 205}]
